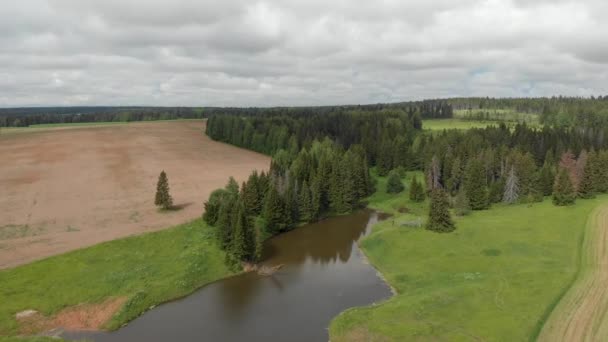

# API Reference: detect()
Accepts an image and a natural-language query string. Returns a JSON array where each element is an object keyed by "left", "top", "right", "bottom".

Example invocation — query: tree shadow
[{"left": 167, "top": 202, "right": 194, "bottom": 211}]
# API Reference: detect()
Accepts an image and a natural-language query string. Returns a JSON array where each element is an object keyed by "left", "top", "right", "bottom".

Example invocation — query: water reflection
[{"left": 64, "top": 210, "right": 391, "bottom": 342}]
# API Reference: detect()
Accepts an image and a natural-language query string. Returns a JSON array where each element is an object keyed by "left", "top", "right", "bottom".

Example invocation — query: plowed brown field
[{"left": 0, "top": 120, "right": 269, "bottom": 269}]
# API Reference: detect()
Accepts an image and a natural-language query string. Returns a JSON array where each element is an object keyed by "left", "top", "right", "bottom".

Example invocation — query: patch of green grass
[
  {"left": 330, "top": 182, "right": 606, "bottom": 341},
  {"left": 422, "top": 119, "right": 497, "bottom": 131},
  {"left": 0, "top": 219, "right": 233, "bottom": 337}
]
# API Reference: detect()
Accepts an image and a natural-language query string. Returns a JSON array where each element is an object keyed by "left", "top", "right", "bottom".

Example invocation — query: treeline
[
  {"left": 206, "top": 110, "right": 421, "bottom": 174},
  {"left": 0, "top": 107, "right": 205, "bottom": 127},
  {"left": 448, "top": 96, "right": 608, "bottom": 126},
  {"left": 202, "top": 139, "right": 373, "bottom": 267},
  {"left": 420, "top": 123, "right": 608, "bottom": 213}
]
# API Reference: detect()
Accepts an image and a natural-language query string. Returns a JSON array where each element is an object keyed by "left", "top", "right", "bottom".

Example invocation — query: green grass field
[
  {"left": 330, "top": 173, "right": 606, "bottom": 341},
  {"left": 0, "top": 219, "right": 233, "bottom": 337},
  {"left": 422, "top": 119, "right": 497, "bottom": 131}
]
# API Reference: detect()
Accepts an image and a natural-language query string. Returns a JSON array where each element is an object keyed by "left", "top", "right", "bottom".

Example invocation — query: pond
[{"left": 64, "top": 210, "right": 392, "bottom": 342}]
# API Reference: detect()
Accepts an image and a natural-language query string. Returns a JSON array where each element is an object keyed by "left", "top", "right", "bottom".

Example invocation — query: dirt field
[
  {"left": 537, "top": 203, "right": 608, "bottom": 342},
  {"left": 0, "top": 120, "right": 269, "bottom": 269}
]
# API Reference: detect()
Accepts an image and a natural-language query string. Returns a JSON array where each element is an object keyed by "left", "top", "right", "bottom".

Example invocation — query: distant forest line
[{"left": 1, "top": 96, "right": 607, "bottom": 127}]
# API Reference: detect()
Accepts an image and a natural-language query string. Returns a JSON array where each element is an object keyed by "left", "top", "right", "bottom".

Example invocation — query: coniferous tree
[
  {"left": 299, "top": 180, "right": 313, "bottom": 222},
  {"left": 553, "top": 168, "right": 576, "bottom": 206},
  {"left": 578, "top": 151, "right": 597, "bottom": 198},
  {"left": 502, "top": 166, "right": 520, "bottom": 204},
  {"left": 488, "top": 177, "right": 506, "bottom": 204},
  {"left": 453, "top": 187, "right": 471, "bottom": 216},
  {"left": 203, "top": 189, "right": 229, "bottom": 225},
  {"left": 386, "top": 170, "right": 405, "bottom": 194},
  {"left": 216, "top": 196, "right": 236, "bottom": 249},
  {"left": 409, "top": 175, "right": 425, "bottom": 202},
  {"left": 464, "top": 158, "right": 488, "bottom": 210},
  {"left": 228, "top": 200, "right": 250, "bottom": 266},
  {"left": 155, "top": 170, "right": 173, "bottom": 210},
  {"left": 263, "top": 184, "right": 290, "bottom": 234},
  {"left": 426, "top": 189, "right": 455, "bottom": 233},
  {"left": 538, "top": 160, "right": 556, "bottom": 196}
]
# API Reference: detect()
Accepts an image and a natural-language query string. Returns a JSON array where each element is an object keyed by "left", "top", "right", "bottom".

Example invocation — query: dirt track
[
  {"left": 0, "top": 120, "right": 269, "bottom": 269},
  {"left": 537, "top": 204, "right": 608, "bottom": 342}
]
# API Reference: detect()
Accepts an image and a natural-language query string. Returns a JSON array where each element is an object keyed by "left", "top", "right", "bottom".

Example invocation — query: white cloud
[{"left": 0, "top": 0, "right": 606, "bottom": 107}]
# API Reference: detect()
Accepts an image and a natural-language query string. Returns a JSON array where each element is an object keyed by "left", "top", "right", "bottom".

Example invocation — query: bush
[{"left": 386, "top": 170, "right": 405, "bottom": 194}]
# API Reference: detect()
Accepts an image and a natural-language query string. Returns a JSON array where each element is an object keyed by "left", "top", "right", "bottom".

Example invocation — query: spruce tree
[
  {"left": 216, "top": 196, "right": 236, "bottom": 250},
  {"left": 453, "top": 187, "right": 471, "bottom": 216},
  {"left": 502, "top": 166, "right": 519, "bottom": 204},
  {"left": 203, "top": 189, "right": 228, "bottom": 225},
  {"left": 553, "top": 168, "right": 576, "bottom": 206},
  {"left": 464, "top": 158, "right": 488, "bottom": 210},
  {"left": 426, "top": 189, "right": 455, "bottom": 233},
  {"left": 155, "top": 170, "right": 173, "bottom": 210},
  {"left": 263, "top": 184, "right": 290, "bottom": 234},
  {"left": 488, "top": 177, "right": 505, "bottom": 203},
  {"left": 538, "top": 160, "right": 555, "bottom": 196},
  {"left": 578, "top": 151, "right": 597, "bottom": 198},
  {"left": 386, "top": 170, "right": 405, "bottom": 194},
  {"left": 409, "top": 175, "right": 425, "bottom": 202},
  {"left": 299, "top": 180, "right": 313, "bottom": 222}
]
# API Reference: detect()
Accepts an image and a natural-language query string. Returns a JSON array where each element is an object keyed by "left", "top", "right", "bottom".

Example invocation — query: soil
[
  {"left": 0, "top": 120, "right": 269, "bottom": 269},
  {"left": 18, "top": 297, "right": 127, "bottom": 334},
  {"left": 537, "top": 204, "right": 608, "bottom": 341}
]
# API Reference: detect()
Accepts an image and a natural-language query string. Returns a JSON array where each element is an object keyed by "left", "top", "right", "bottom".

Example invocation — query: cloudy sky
[{"left": 1, "top": 0, "right": 607, "bottom": 107}]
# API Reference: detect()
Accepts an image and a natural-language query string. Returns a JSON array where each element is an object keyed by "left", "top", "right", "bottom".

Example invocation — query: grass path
[{"left": 538, "top": 203, "right": 608, "bottom": 342}]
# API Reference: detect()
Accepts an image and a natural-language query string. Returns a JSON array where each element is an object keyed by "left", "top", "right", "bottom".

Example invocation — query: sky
[{"left": 0, "top": 0, "right": 607, "bottom": 107}]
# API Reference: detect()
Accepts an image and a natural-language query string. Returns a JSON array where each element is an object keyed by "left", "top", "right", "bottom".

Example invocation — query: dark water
[{"left": 64, "top": 211, "right": 392, "bottom": 342}]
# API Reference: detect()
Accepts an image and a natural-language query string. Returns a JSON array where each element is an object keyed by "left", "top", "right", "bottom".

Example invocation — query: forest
[{"left": 204, "top": 103, "right": 608, "bottom": 266}]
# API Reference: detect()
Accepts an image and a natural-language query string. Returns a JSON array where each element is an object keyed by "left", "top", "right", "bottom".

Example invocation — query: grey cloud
[{"left": 0, "top": 0, "right": 606, "bottom": 107}]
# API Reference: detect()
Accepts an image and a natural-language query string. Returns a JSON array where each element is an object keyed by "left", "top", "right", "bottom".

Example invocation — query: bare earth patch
[
  {"left": 538, "top": 204, "right": 608, "bottom": 342},
  {"left": 17, "top": 297, "right": 127, "bottom": 334},
  {"left": 0, "top": 120, "right": 269, "bottom": 269}
]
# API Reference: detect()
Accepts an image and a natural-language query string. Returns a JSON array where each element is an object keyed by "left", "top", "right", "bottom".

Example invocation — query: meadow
[
  {"left": 0, "top": 219, "right": 233, "bottom": 337},
  {"left": 330, "top": 172, "right": 606, "bottom": 341},
  {"left": 422, "top": 118, "right": 497, "bottom": 131}
]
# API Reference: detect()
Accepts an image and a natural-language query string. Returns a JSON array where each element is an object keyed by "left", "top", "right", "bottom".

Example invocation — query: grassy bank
[
  {"left": 0, "top": 219, "right": 233, "bottom": 337},
  {"left": 330, "top": 172, "right": 606, "bottom": 341},
  {"left": 422, "top": 118, "right": 496, "bottom": 131}
]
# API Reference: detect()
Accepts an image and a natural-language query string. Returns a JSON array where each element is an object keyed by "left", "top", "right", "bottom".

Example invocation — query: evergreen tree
[
  {"left": 453, "top": 187, "right": 471, "bottom": 216},
  {"left": 253, "top": 221, "right": 265, "bottom": 262},
  {"left": 553, "top": 168, "right": 576, "bottom": 206},
  {"left": 228, "top": 200, "right": 251, "bottom": 266},
  {"left": 502, "top": 166, "right": 520, "bottom": 204},
  {"left": 426, "top": 155, "right": 441, "bottom": 191},
  {"left": 216, "top": 196, "right": 236, "bottom": 249},
  {"left": 409, "top": 175, "right": 425, "bottom": 202},
  {"left": 299, "top": 180, "right": 313, "bottom": 222},
  {"left": 464, "top": 158, "right": 488, "bottom": 210},
  {"left": 488, "top": 177, "right": 505, "bottom": 204},
  {"left": 538, "top": 160, "right": 555, "bottom": 196},
  {"left": 386, "top": 170, "right": 405, "bottom": 194},
  {"left": 242, "top": 171, "right": 262, "bottom": 216},
  {"left": 426, "top": 189, "right": 455, "bottom": 233},
  {"left": 203, "top": 189, "right": 229, "bottom": 225},
  {"left": 155, "top": 170, "right": 173, "bottom": 210},
  {"left": 225, "top": 176, "right": 240, "bottom": 195},
  {"left": 578, "top": 150, "right": 597, "bottom": 198},
  {"left": 263, "top": 184, "right": 290, "bottom": 234}
]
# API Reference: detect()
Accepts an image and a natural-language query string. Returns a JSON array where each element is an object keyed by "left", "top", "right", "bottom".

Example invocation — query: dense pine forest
[{"left": 203, "top": 98, "right": 608, "bottom": 266}]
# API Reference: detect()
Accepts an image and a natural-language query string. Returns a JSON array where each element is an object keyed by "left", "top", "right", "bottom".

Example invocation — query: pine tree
[
  {"left": 426, "top": 155, "right": 441, "bottom": 191},
  {"left": 203, "top": 189, "right": 228, "bottom": 225},
  {"left": 386, "top": 170, "right": 405, "bottom": 194},
  {"left": 155, "top": 170, "right": 173, "bottom": 210},
  {"left": 453, "top": 187, "right": 471, "bottom": 216},
  {"left": 254, "top": 222, "right": 265, "bottom": 262},
  {"left": 464, "top": 158, "right": 488, "bottom": 210},
  {"left": 228, "top": 200, "right": 249, "bottom": 266},
  {"left": 553, "top": 168, "right": 576, "bottom": 206},
  {"left": 559, "top": 151, "right": 578, "bottom": 191},
  {"left": 538, "top": 160, "right": 555, "bottom": 196},
  {"left": 578, "top": 150, "right": 597, "bottom": 199},
  {"left": 263, "top": 184, "right": 290, "bottom": 234},
  {"left": 299, "top": 180, "right": 313, "bottom": 222},
  {"left": 502, "top": 166, "right": 520, "bottom": 204},
  {"left": 216, "top": 196, "right": 236, "bottom": 250},
  {"left": 488, "top": 177, "right": 505, "bottom": 203},
  {"left": 426, "top": 189, "right": 455, "bottom": 233},
  {"left": 409, "top": 175, "right": 425, "bottom": 202}
]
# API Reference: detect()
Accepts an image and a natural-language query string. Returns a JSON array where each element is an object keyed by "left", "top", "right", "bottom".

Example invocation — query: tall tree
[
  {"left": 464, "top": 158, "right": 488, "bottom": 210},
  {"left": 155, "top": 170, "right": 173, "bottom": 210},
  {"left": 409, "top": 175, "right": 426, "bottom": 202},
  {"left": 538, "top": 160, "right": 556, "bottom": 196},
  {"left": 426, "top": 155, "right": 441, "bottom": 191},
  {"left": 263, "top": 184, "right": 290, "bottom": 234},
  {"left": 578, "top": 150, "right": 597, "bottom": 198},
  {"left": 553, "top": 168, "right": 576, "bottom": 206},
  {"left": 559, "top": 151, "right": 579, "bottom": 191},
  {"left": 386, "top": 170, "right": 405, "bottom": 194},
  {"left": 299, "top": 180, "right": 313, "bottom": 222},
  {"left": 502, "top": 166, "right": 520, "bottom": 204},
  {"left": 453, "top": 187, "right": 471, "bottom": 216},
  {"left": 426, "top": 189, "right": 455, "bottom": 233}
]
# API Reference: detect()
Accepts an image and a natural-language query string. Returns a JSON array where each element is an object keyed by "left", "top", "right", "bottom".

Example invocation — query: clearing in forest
[
  {"left": 0, "top": 120, "right": 269, "bottom": 269},
  {"left": 537, "top": 203, "right": 608, "bottom": 342}
]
